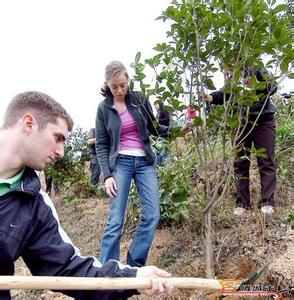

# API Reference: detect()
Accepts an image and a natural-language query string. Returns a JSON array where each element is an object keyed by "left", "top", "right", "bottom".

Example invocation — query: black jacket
[
  {"left": 95, "top": 90, "right": 169, "bottom": 180},
  {"left": 0, "top": 167, "right": 138, "bottom": 300},
  {"left": 157, "top": 110, "right": 171, "bottom": 127},
  {"left": 210, "top": 68, "right": 277, "bottom": 119}
]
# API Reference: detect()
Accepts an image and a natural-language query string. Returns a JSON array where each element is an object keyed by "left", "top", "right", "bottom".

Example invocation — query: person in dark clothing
[
  {"left": 45, "top": 175, "right": 53, "bottom": 193},
  {"left": 44, "top": 170, "right": 61, "bottom": 195},
  {"left": 155, "top": 100, "right": 171, "bottom": 127},
  {"left": 0, "top": 91, "right": 173, "bottom": 300},
  {"left": 87, "top": 127, "right": 101, "bottom": 186},
  {"left": 154, "top": 100, "right": 171, "bottom": 165},
  {"left": 201, "top": 67, "right": 277, "bottom": 216}
]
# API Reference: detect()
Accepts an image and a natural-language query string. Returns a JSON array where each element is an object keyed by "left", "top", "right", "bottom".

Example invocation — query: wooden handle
[{"left": 0, "top": 276, "right": 222, "bottom": 290}]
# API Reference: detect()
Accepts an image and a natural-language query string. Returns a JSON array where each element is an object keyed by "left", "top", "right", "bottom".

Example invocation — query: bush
[
  {"left": 45, "top": 127, "right": 93, "bottom": 201},
  {"left": 157, "top": 146, "right": 195, "bottom": 223},
  {"left": 275, "top": 97, "right": 294, "bottom": 185}
]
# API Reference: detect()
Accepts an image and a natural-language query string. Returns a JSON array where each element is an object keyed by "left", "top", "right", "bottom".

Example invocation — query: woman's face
[
  {"left": 155, "top": 103, "right": 160, "bottom": 112},
  {"left": 107, "top": 72, "right": 128, "bottom": 101}
]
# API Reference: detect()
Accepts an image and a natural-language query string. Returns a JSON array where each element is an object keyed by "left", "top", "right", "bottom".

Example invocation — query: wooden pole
[{"left": 0, "top": 276, "right": 222, "bottom": 290}]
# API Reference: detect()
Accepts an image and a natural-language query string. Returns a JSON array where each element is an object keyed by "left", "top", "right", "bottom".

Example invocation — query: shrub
[{"left": 45, "top": 127, "right": 93, "bottom": 201}]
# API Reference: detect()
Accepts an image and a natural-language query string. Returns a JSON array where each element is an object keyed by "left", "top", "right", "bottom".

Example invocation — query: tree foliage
[
  {"left": 130, "top": 0, "right": 293, "bottom": 277},
  {"left": 45, "top": 127, "right": 92, "bottom": 202}
]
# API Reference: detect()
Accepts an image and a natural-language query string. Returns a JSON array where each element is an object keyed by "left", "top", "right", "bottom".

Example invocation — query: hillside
[{"left": 13, "top": 166, "right": 293, "bottom": 299}]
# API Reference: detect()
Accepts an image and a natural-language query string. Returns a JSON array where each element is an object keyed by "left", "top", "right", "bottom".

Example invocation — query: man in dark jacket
[
  {"left": 202, "top": 67, "right": 277, "bottom": 216},
  {"left": 0, "top": 91, "right": 173, "bottom": 300}
]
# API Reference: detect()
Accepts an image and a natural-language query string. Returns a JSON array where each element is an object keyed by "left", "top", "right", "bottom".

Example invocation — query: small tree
[
  {"left": 131, "top": 0, "right": 293, "bottom": 277},
  {"left": 45, "top": 127, "right": 92, "bottom": 202}
]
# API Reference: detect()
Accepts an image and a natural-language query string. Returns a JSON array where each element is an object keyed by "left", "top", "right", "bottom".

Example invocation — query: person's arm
[
  {"left": 88, "top": 138, "right": 95, "bottom": 145},
  {"left": 87, "top": 128, "right": 96, "bottom": 145},
  {"left": 22, "top": 191, "right": 138, "bottom": 300},
  {"left": 210, "top": 91, "right": 228, "bottom": 105},
  {"left": 200, "top": 91, "right": 230, "bottom": 106},
  {"left": 95, "top": 104, "right": 112, "bottom": 180},
  {"left": 22, "top": 192, "right": 173, "bottom": 299}
]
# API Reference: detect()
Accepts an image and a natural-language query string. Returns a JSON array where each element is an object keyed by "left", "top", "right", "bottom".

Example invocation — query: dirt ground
[{"left": 12, "top": 173, "right": 294, "bottom": 299}]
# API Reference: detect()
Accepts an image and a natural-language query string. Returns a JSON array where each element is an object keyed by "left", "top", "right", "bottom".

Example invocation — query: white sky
[
  {"left": 0, "top": 0, "right": 171, "bottom": 129},
  {"left": 0, "top": 0, "right": 292, "bottom": 129}
]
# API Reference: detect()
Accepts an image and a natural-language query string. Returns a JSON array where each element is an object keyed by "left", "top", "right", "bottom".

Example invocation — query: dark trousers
[
  {"left": 234, "top": 117, "right": 276, "bottom": 208},
  {"left": 90, "top": 155, "right": 101, "bottom": 185},
  {"left": 45, "top": 176, "right": 60, "bottom": 195}
]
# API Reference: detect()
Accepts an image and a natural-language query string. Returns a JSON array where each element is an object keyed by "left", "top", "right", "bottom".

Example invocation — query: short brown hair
[{"left": 3, "top": 91, "right": 74, "bottom": 131}]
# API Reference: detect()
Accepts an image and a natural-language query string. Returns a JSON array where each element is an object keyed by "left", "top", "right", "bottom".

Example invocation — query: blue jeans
[{"left": 99, "top": 155, "right": 160, "bottom": 267}]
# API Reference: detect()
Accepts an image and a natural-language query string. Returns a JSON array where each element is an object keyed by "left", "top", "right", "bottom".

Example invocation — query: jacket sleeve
[
  {"left": 95, "top": 103, "right": 112, "bottom": 180},
  {"left": 22, "top": 191, "right": 139, "bottom": 300},
  {"left": 210, "top": 91, "right": 231, "bottom": 105},
  {"left": 211, "top": 68, "right": 277, "bottom": 106}
]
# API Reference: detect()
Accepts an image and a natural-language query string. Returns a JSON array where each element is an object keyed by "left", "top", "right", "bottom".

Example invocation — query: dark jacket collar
[
  {"left": 10, "top": 167, "right": 41, "bottom": 198},
  {"left": 23, "top": 167, "right": 41, "bottom": 195}
]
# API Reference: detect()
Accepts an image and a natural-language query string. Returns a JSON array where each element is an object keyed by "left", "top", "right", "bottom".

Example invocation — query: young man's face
[{"left": 24, "top": 117, "right": 68, "bottom": 171}]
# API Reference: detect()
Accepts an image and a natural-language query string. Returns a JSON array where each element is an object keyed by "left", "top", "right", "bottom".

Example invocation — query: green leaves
[
  {"left": 280, "top": 60, "right": 289, "bottom": 73},
  {"left": 157, "top": 156, "right": 191, "bottom": 223},
  {"left": 130, "top": 0, "right": 292, "bottom": 168},
  {"left": 272, "top": 3, "right": 288, "bottom": 14},
  {"left": 193, "top": 116, "right": 203, "bottom": 126},
  {"left": 203, "top": 77, "right": 216, "bottom": 90},
  {"left": 134, "top": 52, "right": 141, "bottom": 65},
  {"left": 273, "top": 25, "right": 283, "bottom": 40},
  {"left": 286, "top": 211, "right": 294, "bottom": 227},
  {"left": 251, "top": 146, "right": 268, "bottom": 159},
  {"left": 45, "top": 127, "right": 93, "bottom": 200}
]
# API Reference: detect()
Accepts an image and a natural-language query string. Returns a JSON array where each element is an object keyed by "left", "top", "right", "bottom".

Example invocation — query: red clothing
[{"left": 187, "top": 105, "right": 196, "bottom": 120}]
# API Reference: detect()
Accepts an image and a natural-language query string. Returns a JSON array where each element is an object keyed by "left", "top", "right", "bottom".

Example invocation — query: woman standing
[{"left": 96, "top": 61, "right": 169, "bottom": 267}]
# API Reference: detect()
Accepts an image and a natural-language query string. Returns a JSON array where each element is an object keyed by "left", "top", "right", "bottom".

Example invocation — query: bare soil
[{"left": 13, "top": 169, "right": 294, "bottom": 299}]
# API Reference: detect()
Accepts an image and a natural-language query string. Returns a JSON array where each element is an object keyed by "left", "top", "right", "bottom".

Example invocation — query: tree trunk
[{"left": 204, "top": 209, "right": 215, "bottom": 278}]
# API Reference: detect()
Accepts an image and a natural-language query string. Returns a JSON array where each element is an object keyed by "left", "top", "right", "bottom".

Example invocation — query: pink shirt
[{"left": 119, "top": 109, "right": 144, "bottom": 151}]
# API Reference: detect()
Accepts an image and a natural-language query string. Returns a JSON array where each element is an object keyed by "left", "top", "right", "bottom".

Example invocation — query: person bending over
[{"left": 0, "top": 91, "right": 173, "bottom": 300}]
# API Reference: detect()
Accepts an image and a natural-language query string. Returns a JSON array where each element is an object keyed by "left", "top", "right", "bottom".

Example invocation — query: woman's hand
[
  {"left": 104, "top": 177, "right": 118, "bottom": 198},
  {"left": 136, "top": 266, "right": 173, "bottom": 296}
]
